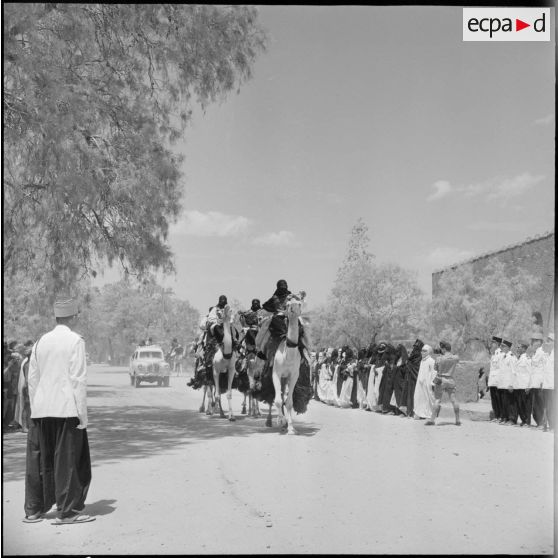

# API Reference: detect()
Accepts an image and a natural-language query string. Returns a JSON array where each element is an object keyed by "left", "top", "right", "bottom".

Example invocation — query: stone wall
[
  {"left": 453, "top": 360, "right": 487, "bottom": 403},
  {"left": 432, "top": 231, "right": 555, "bottom": 335}
]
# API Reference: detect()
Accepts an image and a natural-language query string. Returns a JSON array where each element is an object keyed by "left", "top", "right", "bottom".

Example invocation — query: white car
[{"left": 129, "top": 345, "right": 171, "bottom": 387}]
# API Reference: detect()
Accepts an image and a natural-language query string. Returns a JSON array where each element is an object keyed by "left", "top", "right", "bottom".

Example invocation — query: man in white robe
[{"left": 413, "top": 345, "right": 436, "bottom": 419}]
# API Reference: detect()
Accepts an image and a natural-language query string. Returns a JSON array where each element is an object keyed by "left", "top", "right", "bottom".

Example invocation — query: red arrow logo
[{"left": 516, "top": 19, "right": 530, "bottom": 31}]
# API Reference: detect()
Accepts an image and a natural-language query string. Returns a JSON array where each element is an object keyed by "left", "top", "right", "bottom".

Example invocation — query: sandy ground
[{"left": 2, "top": 364, "right": 555, "bottom": 555}]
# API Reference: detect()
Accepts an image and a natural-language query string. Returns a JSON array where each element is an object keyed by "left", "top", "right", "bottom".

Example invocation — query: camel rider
[
  {"left": 202, "top": 295, "right": 228, "bottom": 369},
  {"left": 257, "top": 280, "right": 309, "bottom": 366},
  {"left": 240, "top": 299, "right": 262, "bottom": 353}
]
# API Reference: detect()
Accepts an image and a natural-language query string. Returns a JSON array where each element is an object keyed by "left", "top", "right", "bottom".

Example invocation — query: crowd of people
[
  {"left": 308, "top": 330, "right": 554, "bottom": 431},
  {"left": 486, "top": 332, "right": 554, "bottom": 430},
  {"left": 310, "top": 339, "right": 462, "bottom": 426}
]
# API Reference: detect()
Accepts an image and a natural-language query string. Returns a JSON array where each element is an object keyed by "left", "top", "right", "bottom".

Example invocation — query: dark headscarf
[
  {"left": 273, "top": 279, "right": 291, "bottom": 300},
  {"left": 217, "top": 295, "right": 228, "bottom": 309},
  {"left": 251, "top": 299, "right": 261, "bottom": 312}
]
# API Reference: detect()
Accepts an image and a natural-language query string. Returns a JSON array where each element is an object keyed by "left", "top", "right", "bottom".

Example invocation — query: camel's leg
[
  {"left": 253, "top": 394, "right": 261, "bottom": 417},
  {"left": 285, "top": 371, "right": 300, "bottom": 435},
  {"left": 213, "top": 369, "right": 225, "bottom": 418},
  {"left": 272, "top": 370, "right": 286, "bottom": 429},
  {"left": 226, "top": 364, "right": 235, "bottom": 421},
  {"left": 206, "top": 384, "right": 215, "bottom": 415},
  {"left": 199, "top": 385, "right": 207, "bottom": 413},
  {"left": 265, "top": 403, "right": 273, "bottom": 427}
]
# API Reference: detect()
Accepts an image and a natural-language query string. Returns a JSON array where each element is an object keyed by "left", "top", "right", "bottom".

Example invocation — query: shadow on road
[{"left": 2, "top": 405, "right": 321, "bottom": 482}]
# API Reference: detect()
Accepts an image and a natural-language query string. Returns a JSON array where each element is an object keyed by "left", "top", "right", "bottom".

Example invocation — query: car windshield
[{"left": 138, "top": 351, "right": 163, "bottom": 359}]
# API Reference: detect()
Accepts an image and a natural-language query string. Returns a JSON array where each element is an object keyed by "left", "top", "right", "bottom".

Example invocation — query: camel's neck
[
  {"left": 222, "top": 317, "right": 232, "bottom": 354},
  {"left": 286, "top": 314, "right": 299, "bottom": 346}
]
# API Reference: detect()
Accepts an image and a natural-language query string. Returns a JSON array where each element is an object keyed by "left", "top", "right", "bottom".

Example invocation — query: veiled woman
[
  {"left": 413, "top": 344, "right": 437, "bottom": 419},
  {"left": 317, "top": 348, "right": 335, "bottom": 404},
  {"left": 402, "top": 339, "right": 424, "bottom": 418},
  {"left": 392, "top": 344, "right": 408, "bottom": 416}
]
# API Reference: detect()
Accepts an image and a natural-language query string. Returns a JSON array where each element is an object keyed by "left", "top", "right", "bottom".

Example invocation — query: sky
[{"left": 98, "top": 5, "right": 555, "bottom": 315}]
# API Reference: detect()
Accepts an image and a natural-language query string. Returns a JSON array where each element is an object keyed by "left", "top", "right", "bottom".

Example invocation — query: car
[{"left": 129, "top": 345, "right": 171, "bottom": 387}]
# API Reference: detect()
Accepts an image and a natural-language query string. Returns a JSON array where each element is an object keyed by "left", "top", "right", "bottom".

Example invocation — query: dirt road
[{"left": 2, "top": 364, "right": 554, "bottom": 555}]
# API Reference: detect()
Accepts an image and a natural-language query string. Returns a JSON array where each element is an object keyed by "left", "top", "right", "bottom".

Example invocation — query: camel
[
  {"left": 207, "top": 305, "right": 241, "bottom": 421},
  {"left": 271, "top": 296, "right": 304, "bottom": 435},
  {"left": 243, "top": 351, "right": 265, "bottom": 417}
]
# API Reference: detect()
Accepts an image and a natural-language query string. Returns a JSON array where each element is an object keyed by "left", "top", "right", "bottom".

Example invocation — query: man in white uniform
[
  {"left": 511, "top": 343, "right": 532, "bottom": 426},
  {"left": 498, "top": 339, "right": 516, "bottom": 425},
  {"left": 24, "top": 296, "right": 94, "bottom": 524},
  {"left": 530, "top": 332, "right": 547, "bottom": 429},
  {"left": 487, "top": 336, "right": 503, "bottom": 422},
  {"left": 542, "top": 332, "right": 554, "bottom": 431}
]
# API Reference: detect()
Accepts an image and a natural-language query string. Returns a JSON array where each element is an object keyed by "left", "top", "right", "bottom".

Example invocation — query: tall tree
[
  {"left": 313, "top": 219, "right": 427, "bottom": 349},
  {"left": 3, "top": 4, "right": 267, "bottom": 291},
  {"left": 432, "top": 259, "right": 538, "bottom": 355}
]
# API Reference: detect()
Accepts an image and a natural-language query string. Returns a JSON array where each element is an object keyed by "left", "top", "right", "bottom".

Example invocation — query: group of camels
[{"left": 197, "top": 295, "right": 306, "bottom": 435}]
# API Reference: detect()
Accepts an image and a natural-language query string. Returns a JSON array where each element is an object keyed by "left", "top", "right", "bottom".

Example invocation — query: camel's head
[{"left": 286, "top": 295, "right": 303, "bottom": 318}]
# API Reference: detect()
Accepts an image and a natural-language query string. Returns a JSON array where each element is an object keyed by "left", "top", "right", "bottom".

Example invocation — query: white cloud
[
  {"left": 427, "top": 246, "right": 475, "bottom": 268},
  {"left": 427, "top": 180, "right": 453, "bottom": 202},
  {"left": 534, "top": 113, "right": 554, "bottom": 126},
  {"left": 172, "top": 210, "right": 250, "bottom": 237},
  {"left": 485, "top": 173, "right": 545, "bottom": 201},
  {"left": 466, "top": 221, "right": 524, "bottom": 232},
  {"left": 428, "top": 173, "right": 545, "bottom": 203},
  {"left": 252, "top": 230, "right": 295, "bottom": 246}
]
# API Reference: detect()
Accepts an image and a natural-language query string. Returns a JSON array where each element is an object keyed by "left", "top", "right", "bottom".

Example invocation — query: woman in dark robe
[
  {"left": 380, "top": 344, "right": 399, "bottom": 414},
  {"left": 392, "top": 344, "right": 409, "bottom": 415},
  {"left": 402, "top": 338, "right": 424, "bottom": 418},
  {"left": 374, "top": 343, "right": 390, "bottom": 413}
]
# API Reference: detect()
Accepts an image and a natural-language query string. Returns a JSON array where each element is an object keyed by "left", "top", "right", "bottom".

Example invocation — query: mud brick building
[{"left": 432, "top": 230, "right": 555, "bottom": 336}]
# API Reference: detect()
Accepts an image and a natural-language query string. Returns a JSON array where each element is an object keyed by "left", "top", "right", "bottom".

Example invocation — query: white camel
[
  {"left": 272, "top": 295, "right": 304, "bottom": 435},
  {"left": 207, "top": 305, "right": 241, "bottom": 421}
]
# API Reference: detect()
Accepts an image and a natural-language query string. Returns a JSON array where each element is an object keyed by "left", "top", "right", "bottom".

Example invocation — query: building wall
[{"left": 432, "top": 232, "right": 555, "bottom": 335}]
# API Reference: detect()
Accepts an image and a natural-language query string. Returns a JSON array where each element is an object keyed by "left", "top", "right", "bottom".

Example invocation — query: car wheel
[
  {"left": 135, "top": 376, "right": 141, "bottom": 388},
  {"left": 130, "top": 375, "right": 135, "bottom": 386}
]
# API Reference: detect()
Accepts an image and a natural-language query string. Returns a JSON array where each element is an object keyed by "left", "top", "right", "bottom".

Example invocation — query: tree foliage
[
  {"left": 3, "top": 4, "right": 267, "bottom": 290},
  {"left": 432, "top": 259, "right": 538, "bottom": 355},
  {"left": 312, "top": 220, "right": 427, "bottom": 349},
  {"left": 2, "top": 275, "right": 200, "bottom": 364}
]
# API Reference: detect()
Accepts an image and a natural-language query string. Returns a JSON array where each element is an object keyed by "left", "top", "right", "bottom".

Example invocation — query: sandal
[
  {"left": 52, "top": 513, "right": 96, "bottom": 525},
  {"left": 22, "top": 513, "right": 44, "bottom": 523}
]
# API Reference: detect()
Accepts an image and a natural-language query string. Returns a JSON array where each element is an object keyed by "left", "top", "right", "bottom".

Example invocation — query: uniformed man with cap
[
  {"left": 542, "top": 332, "right": 554, "bottom": 431},
  {"left": 487, "top": 336, "right": 503, "bottom": 422},
  {"left": 511, "top": 342, "right": 532, "bottom": 426},
  {"left": 530, "top": 331, "right": 547, "bottom": 428},
  {"left": 24, "top": 295, "right": 94, "bottom": 524},
  {"left": 498, "top": 338, "right": 516, "bottom": 425}
]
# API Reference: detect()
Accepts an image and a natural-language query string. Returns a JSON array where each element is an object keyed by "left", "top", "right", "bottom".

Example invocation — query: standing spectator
[
  {"left": 498, "top": 339, "right": 516, "bottom": 426},
  {"left": 530, "top": 332, "right": 547, "bottom": 429},
  {"left": 24, "top": 295, "right": 94, "bottom": 524},
  {"left": 487, "top": 336, "right": 503, "bottom": 422},
  {"left": 541, "top": 332, "right": 554, "bottom": 431},
  {"left": 402, "top": 339, "right": 424, "bottom": 419},
  {"left": 14, "top": 340, "right": 35, "bottom": 432},
  {"left": 512, "top": 342, "right": 533, "bottom": 427},
  {"left": 426, "top": 341, "right": 461, "bottom": 426},
  {"left": 477, "top": 367, "right": 488, "bottom": 400},
  {"left": 3, "top": 343, "right": 23, "bottom": 430},
  {"left": 392, "top": 345, "right": 408, "bottom": 416},
  {"left": 413, "top": 344, "right": 436, "bottom": 420}
]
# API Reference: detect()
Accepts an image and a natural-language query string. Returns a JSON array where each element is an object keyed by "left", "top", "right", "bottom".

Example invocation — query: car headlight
[{"left": 138, "top": 364, "right": 144, "bottom": 370}]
